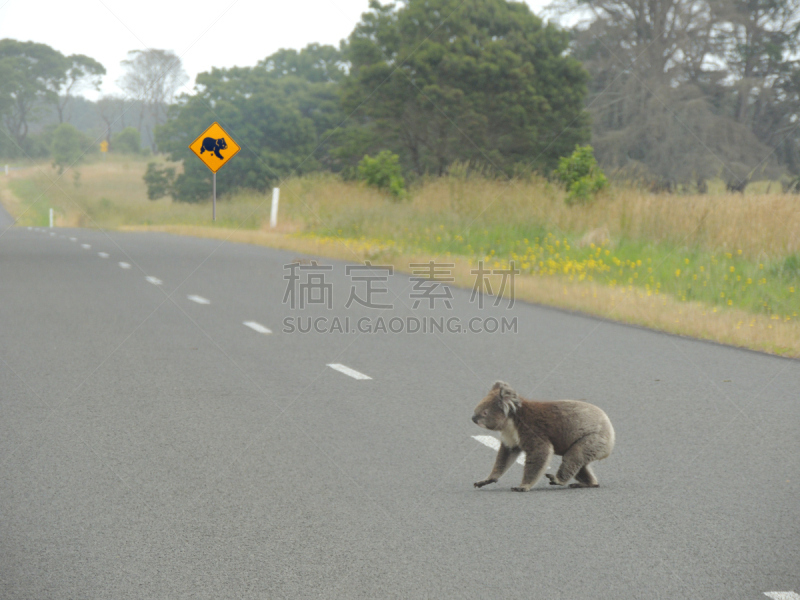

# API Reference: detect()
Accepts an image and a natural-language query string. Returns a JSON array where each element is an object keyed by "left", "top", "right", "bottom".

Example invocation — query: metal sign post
[{"left": 189, "top": 122, "right": 240, "bottom": 223}]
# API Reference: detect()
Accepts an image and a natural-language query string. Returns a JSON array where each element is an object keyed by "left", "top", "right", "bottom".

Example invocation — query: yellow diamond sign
[{"left": 189, "top": 122, "right": 241, "bottom": 173}]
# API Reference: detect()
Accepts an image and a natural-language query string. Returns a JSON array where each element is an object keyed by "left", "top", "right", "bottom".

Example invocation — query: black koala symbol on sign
[{"left": 200, "top": 137, "right": 228, "bottom": 160}]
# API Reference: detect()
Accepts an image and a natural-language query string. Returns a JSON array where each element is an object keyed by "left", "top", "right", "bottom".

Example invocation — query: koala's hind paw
[
  {"left": 569, "top": 483, "right": 599, "bottom": 488},
  {"left": 474, "top": 478, "right": 497, "bottom": 488},
  {"left": 510, "top": 486, "right": 530, "bottom": 492},
  {"left": 546, "top": 473, "right": 563, "bottom": 485}
]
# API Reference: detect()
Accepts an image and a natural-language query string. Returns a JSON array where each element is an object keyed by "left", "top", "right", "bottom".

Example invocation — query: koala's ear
[{"left": 495, "top": 382, "right": 520, "bottom": 415}]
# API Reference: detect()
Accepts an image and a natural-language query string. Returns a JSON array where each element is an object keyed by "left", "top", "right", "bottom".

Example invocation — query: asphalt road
[
  {"left": 1, "top": 225, "right": 798, "bottom": 599},
  {"left": 0, "top": 202, "right": 15, "bottom": 229}
]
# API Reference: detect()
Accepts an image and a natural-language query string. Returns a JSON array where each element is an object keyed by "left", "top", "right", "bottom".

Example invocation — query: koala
[
  {"left": 200, "top": 136, "right": 228, "bottom": 159},
  {"left": 472, "top": 381, "right": 615, "bottom": 492}
]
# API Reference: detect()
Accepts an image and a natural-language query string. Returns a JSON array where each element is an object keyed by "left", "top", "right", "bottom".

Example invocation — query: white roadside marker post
[
  {"left": 49, "top": 208, "right": 53, "bottom": 228},
  {"left": 270, "top": 187, "right": 280, "bottom": 228}
]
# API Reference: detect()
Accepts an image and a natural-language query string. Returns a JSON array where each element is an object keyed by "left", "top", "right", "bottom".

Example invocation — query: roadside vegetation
[
  {"left": 5, "top": 155, "right": 800, "bottom": 356},
  {"left": 2, "top": 0, "right": 800, "bottom": 355}
]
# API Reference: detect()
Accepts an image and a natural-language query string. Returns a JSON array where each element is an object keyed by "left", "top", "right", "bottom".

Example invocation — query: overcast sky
[{"left": 0, "top": 0, "right": 556, "bottom": 101}]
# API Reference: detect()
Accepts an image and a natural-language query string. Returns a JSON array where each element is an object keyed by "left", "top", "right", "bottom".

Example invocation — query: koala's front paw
[
  {"left": 546, "top": 473, "right": 563, "bottom": 485},
  {"left": 474, "top": 478, "right": 497, "bottom": 488},
  {"left": 510, "top": 486, "right": 530, "bottom": 492}
]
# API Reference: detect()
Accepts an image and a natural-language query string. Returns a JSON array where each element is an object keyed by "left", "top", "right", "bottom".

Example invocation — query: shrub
[
  {"left": 554, "top": 145, "right": 608, "bottom": 205},
  {"left": 143, "top": 163, "right": 176, "bottom": 200},
  {"left": 51, "top": 123, "right": 86, "bottom": 174},
  {"left": 112, "top": 127, "right": 142, "bottom": 154},
  {"left": 357, "top": 150, "right": 406, "bottom": 200}
]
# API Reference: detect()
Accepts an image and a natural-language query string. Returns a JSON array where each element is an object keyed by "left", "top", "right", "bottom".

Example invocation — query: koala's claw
[
  {"left": 510, "top": 486, "right": 529, "bottom": 492},
  {"left": 474, "top": 478, "right": 497, "bottom": 488},
  {"left": 546, "top": 473, "right": 562, "bottom": 485}
]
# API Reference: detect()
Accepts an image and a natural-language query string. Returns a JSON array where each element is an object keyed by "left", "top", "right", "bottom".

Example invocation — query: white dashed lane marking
[
  {"left": 119, "top": 262, "right": 131, "bottom": 269},
  {"left": 243, "top": 321, "right": 272, "bottom": 334},
  {"left": 326, "top": 363, "right": 372, "bottom": 380},
  {"left": 145, "top": 276, "right": 162, "bottom": 286},
  {"left": 765, "top": 593, "right": 800, "bottom": 600},
  {"left": 98, "top": 252, "right": 109, "bottom": 258},
  {"left": 472, "top": 435, "right": 527, "bottom": 466},
  {"left": 69, "top": 237, "right": 77, "bottom": 242},
  {"left": 188, "top": 295, "right": 210, "bottom": 305},
  {"left": 81, "top": 243, "right": 91, "bottom": 249}
]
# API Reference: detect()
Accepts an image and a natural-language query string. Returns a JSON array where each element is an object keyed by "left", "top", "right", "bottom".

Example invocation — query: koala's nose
[{"left": 471, "top": 414, "right": 479, "bottom": 424}]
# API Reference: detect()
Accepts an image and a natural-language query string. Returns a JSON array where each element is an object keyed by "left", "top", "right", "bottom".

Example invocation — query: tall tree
[
  {"left": 714, "top": 0, "right": 800, "bottom": 170},
  {"left": 96, "top": 95, "right": 127, "bottom": 149},
  {"left": 258, "top": 43, "right": 346, "bottom": 83},
  {"left": 340, "top": 0, "right": 590, "bottom": 176},
  {"left": 54, "top": 54, "right": 106, "bottom": 123},
  {"left": 118, "top": 49, "right": 188, "bottom": 150},
  {"left": 0, "top": 39, "right": 66, "bottom": 147},
  {"left": 560, "top": 0, "right": 800, "bottom": 184},
  {"left": 154, "top": 44, "right": 343, "bottom": 202}
]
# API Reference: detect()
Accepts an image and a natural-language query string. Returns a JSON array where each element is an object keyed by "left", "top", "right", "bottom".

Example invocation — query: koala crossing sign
[
  {"left": 189, "top": 122, "right": 241, "bottom": 173},
  {"left": 189, "top": 122, "right": 242, "bottom": 221}
]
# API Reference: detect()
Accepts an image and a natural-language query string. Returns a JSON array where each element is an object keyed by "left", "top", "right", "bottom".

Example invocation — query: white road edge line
[
  {"left": 118, "top": 262, "right": 131, "bottom": 269},
  {"left": 764, "top": 593, "right": 800, "bottom": 600},
  {"left": 243, "top": 321, "right": 272, "bottom": 334},
  {"left": 327, "top": 363, "right": 372, "bottom": 380},
  {"left": 98, "top": 252, "right": 109, "bottom": 258},
  {"left": 188, "top": 295, "right": 210, "bottom": 305},
  {"left": 145, "top": 276, "right": 162, "bottom": 285}
]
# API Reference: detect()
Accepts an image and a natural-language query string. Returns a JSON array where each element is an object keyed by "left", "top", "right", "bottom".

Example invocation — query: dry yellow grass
[
  {"left": 275, "top": 172, "right": 800, "bottom": 261},
  {"left": 5, "top": 157, "right": 800, "bottom": 356},
  {"left": 403, "top": 175, "right": 800, "bottom": 260},
  {"left": 6, "top": 159, "right": 800, "bottom": 262}
]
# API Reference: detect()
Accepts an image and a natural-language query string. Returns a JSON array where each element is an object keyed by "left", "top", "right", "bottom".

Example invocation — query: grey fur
[{"left": 472, "top": 382, "right": 615, "bottom": 492}]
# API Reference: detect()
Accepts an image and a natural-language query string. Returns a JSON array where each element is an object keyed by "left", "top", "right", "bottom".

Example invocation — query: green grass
[
  {"left": 6, "top": 158, "right": 270, "bottom": 230},
  {"left": 8, "top": 178, "right": 52, "bottom": 226},
  {"left": 297, "top": 214, "right": 800, "bottom": 321},
  {"left": 6, "top": 157, "right": 800, "bottom": 323}
]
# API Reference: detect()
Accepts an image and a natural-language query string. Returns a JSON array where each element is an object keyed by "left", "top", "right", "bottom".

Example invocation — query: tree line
[
  {"left": 0, "top": 40, "right": 188, "bottom": 159},
  {"left": 2, "top": 0, "right": 799, "bottom": 199},
  {"left": 564, "top": 0, "right": 800, "bottom": 189},
  {"left": 153, "top": 0, "right": 591, "bottom": 201}
]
